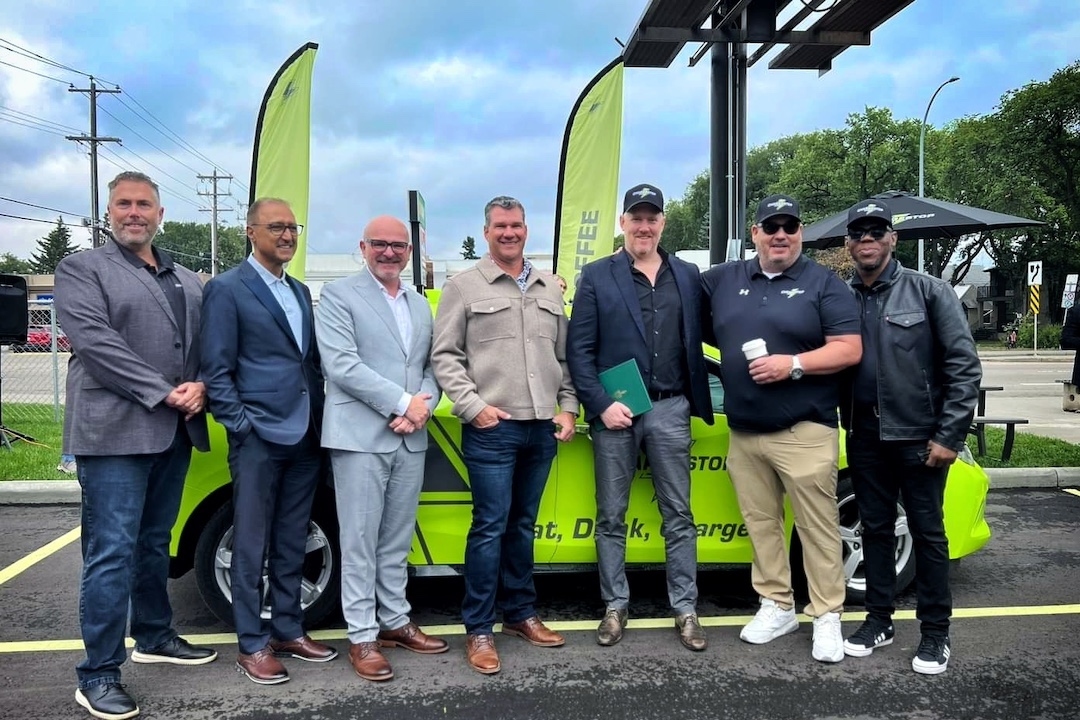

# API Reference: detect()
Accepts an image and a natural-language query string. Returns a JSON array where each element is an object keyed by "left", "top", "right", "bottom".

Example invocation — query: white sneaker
[
  {"left": 740, "top": 599, "right": 798, "bottom": 644},
  {"left": 57, "top": 460, "right": 77, "bottom": 474},
  {"left": 812, "top": 612, "right": 844, "bottom": 663}
]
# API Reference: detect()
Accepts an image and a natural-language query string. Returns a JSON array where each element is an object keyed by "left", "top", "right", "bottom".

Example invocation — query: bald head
[{"left": 360, "top": 215, "right": 411, "bottom": 290}]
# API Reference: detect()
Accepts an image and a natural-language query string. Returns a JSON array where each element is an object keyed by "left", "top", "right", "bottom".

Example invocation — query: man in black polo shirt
[
  {"left": 839, "top": 198, "right": 979, "bottom": 675},
  {"left": 568, "top": 183, "right": 713, "bottom": 651},
  {"left": 701, "top": 194, "right": 861, "bottom": 663}
]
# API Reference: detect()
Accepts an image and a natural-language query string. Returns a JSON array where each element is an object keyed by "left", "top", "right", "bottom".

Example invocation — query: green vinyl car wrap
[{"left": 169, "top": 289, "right": 992, "bottom": 627}]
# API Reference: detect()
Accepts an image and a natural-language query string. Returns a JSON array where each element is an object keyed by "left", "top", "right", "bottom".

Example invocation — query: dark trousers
[
  {"left": 846, "top": 423, "right": 951, "bottom": 637},
  {"left": 460, "top": 420, "right": 557, "bottom": 634},
  {"left": 227, "top": 426, "right": 323, "bottom": 654}
]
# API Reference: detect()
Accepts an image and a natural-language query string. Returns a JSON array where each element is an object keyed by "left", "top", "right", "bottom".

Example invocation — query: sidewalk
[
  {"left": 978, "top": 349, "right": 1074, "bottom": 361},
  {"left": 2, "top": 467, "right": 1078, "bottom": 505}
]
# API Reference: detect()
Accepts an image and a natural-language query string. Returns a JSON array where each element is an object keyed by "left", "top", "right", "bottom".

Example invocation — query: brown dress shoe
[
  {"left": 462, "top": 634, "right": 498, "bottom": 673},
  {"left": 348, "top": 642, "right": 393, "bottom": 682},
  {"left": 236, "top": 647, "right": 289, "bottom": 685},
  {"left": 378, "top": 622, "right": 449, "bottom": 654},
  {"left": 502, "top": 616, "right": 565, "bottom": 647},
  {"left": 675, "top": 613, "right": 708, "bottom": 651},
  {"left": 465, "top": 633, "right": 500, "bottom": 674},
  {"left": 270, "top": 635, "right": 339, "bottom": 662}
]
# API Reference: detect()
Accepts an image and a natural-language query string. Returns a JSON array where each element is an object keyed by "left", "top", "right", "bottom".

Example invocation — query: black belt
[{"left": 648, "top": 389, "right": 682, "bottom": 401}]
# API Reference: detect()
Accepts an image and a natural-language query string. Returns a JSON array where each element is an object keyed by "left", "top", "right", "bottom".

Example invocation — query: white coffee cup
[{"left": 742, "top": 338, "right": 768, "bottom": 361}]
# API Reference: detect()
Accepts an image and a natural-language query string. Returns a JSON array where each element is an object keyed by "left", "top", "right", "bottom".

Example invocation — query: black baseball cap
[
  {"left": 847, "top": 199, "right": 893, "bottom": 229},
  {"left": 756, "top": 194, "right": 801, "bottom": 224},
  {"left": 623, "top": 183, "right": 664, "bottom": 213}
]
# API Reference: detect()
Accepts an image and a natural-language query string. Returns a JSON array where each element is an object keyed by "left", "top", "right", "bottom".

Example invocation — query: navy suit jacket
[
  {"left": 567, "top": 250, "right": 713, "bottom": 424},
  {"left": 200, "top": 259, "right": 324, "bottom": 445}
]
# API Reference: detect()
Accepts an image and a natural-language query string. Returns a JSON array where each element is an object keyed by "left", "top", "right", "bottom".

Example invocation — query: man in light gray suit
[
  {"left": 316, "top": 215, "right": 447, "bottom": 683},
  {"left": 55, "top": 171, "right": 216, "bottom": 720}
]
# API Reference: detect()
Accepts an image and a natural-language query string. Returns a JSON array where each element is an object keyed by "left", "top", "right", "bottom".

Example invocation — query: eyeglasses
[
  {"left": 759, "top": 218, "right": 801, "bottom": 235},
  {"left": 366, "top": 239, "right": 410, "bottom": 253},
  {"left": 251, "top": 223, "right": 304, "bottom": 236},
  {"left": 847, "top": 227, "right": 891, "bottom": 241}
]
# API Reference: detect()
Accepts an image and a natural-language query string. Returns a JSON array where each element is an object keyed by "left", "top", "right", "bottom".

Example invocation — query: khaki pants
[{"left": 727, "top": 421, "right": 845, "bottom": 617}]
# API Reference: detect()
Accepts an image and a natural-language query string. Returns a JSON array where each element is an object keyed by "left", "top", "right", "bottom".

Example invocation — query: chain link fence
[{"left": 0, "top": 302, "right": 68, "bottom": 433}]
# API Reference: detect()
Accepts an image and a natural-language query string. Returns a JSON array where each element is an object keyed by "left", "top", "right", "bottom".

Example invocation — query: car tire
[
  {"left": 835, "top": 476, "right": 916, "bottom": 605},
  {"left": 193, "top": 501, "right": 341, "bottom": 629}
]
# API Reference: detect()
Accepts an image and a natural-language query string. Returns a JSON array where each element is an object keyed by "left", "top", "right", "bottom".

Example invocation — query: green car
[{"left": 169, "top": 330, "right": 991, "bottom": 627}]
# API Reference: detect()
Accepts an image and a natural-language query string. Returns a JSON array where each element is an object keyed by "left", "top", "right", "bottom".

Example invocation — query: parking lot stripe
[
  {"left": 1063, "top": 488, "right": 1080, "bottom": 498},
  {"left": 0, "top": 526, "right": 80, "bottom": 587},
  {"left": 2, "top": 604, "right": 1078, "bottom": 654}
]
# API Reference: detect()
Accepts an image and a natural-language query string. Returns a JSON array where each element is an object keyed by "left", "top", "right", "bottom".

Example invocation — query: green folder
[{"left": 599, "top": 359, "right": 653, "bottom": 417}]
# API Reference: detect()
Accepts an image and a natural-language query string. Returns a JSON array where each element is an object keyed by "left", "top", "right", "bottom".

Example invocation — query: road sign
[
  {"left": 1030, "top": 285, "right": 1041, "bottom": 315},
  {"left": 1064, "top": 274, "right": 1078, "bottom": 309},
  {"left": 1028, "top": 261, "right": 1043, "bottom": 286}
]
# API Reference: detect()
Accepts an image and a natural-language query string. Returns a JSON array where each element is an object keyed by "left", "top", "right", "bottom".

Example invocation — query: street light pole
[{"left": 918, "top": 75, "right": 959, "bottom": 274}]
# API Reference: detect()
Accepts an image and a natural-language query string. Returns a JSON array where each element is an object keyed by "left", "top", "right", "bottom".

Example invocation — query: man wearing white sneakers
[{"left": 701, "top": 195, "right": 862, "bottom": 663}]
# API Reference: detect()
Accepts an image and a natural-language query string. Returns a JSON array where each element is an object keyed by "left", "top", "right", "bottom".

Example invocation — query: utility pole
[
  {"left": 197, "top": 169, "right": 233, "bottom": 276},
  {"left": 66, "top": 77, "right": 121, "bottom": 248}
]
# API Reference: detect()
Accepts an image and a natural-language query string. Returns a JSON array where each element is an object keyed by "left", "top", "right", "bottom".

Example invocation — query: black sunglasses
[
  {"left": 759, "top": 218, "right": 801, "bottom": 235},
  {"left": 847, "top": 227, "right": 891, "bottom": 241}
]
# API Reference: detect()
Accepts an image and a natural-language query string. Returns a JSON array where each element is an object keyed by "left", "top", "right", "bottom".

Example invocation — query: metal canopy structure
[{"left": 621, "top": 0, "right": 917, "bottom": 263}]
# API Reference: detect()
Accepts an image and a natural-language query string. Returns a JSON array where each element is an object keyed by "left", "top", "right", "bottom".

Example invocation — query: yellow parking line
[
  {"left": 2, "top": 603, "right": 1078, "bottom": 654},
  {"left": 0, "top": 526, "right": 80, "bottom": 587},
  {"left": 1063, "top": 488, "right": 1080, "bottom": 498}
]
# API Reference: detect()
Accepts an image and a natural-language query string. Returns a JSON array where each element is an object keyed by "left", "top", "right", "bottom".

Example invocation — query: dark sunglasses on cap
[
  {"left": 759, "top": 218, "right": 801, "bottom": 235},
  {"left": 847, "top": 226, "right": 891, "bottom": 241}
]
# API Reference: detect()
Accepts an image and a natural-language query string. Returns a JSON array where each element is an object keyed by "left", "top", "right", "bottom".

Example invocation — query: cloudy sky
[{"left": 1, "top": 0, "right": 1077, "bottom": 265}]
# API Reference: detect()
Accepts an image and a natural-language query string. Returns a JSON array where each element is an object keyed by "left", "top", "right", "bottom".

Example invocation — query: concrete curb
[{"left": 2, "top": 468, "right": 1078, "bottom": 505}]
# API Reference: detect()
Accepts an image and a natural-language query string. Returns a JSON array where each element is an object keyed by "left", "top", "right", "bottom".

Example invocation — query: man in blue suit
[
  {"left": 567, "top": 183, "right": 713, "bottom": 651},
  {"left": 201, "top": 198, "right": 337, "bottom": 686}
]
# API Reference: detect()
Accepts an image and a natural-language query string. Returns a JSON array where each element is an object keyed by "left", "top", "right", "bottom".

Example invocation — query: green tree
[
  {"left": 0, "top": 252, "right": 32, "bottom": 274},
  {"left": 157, "top": 221, "right": 246, "bottom": 273},
  {"left": 30, "top": 217, "right": 80, "bottom": 273},
  {"left": 461, "top": 235, "right": 479, "bottom": 259}
]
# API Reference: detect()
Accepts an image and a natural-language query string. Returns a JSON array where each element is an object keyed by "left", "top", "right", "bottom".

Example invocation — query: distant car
[
  {"left": 10, "top": 325, "right": 71, "bottom": 353},
  {"left": 169, "top": 293, "right": 993, "bottom": 628}
]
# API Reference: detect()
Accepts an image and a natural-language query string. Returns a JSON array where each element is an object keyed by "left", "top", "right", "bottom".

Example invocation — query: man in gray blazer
[
  {"left": 316, "top": 215, "right": 446, "bottom": 683},
  {"left": 55, "top": 171, "right": 216, "bottom": 720}
]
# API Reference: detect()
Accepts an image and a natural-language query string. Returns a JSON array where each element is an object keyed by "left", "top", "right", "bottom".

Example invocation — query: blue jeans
[
  {"left": 75, "top": 429, "right": 192, "bottom": 689},
  {"left": 461, "top": 420, "right": 556, "bottom": 634}
]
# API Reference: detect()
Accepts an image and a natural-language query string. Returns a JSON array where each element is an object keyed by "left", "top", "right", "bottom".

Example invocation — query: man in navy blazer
[
  {"left": 201, "top": 198, "right": 336, "bottom": 685},
  {"left": 567, "top": 183, "right": 713, "bottom": 652}
]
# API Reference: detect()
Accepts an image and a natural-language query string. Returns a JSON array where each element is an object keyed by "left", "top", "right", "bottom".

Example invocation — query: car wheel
[
  {"left": 193, "top": 501, "right": 341, "bottom": 628},
  {"left": 836, "top": 477, "right": 916, "bottom": 605}
]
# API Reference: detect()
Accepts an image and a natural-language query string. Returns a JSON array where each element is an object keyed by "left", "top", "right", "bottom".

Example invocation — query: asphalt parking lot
[{"left": 0, "top": 488, "right": 1078, "bottom": 720}]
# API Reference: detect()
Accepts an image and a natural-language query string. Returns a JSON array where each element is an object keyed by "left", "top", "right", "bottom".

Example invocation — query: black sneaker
[
  {"left": 912, "top": 635, "right": 951, "bottom": 675},
  {"left": 131, "top": 636, "right": 217, "bottom": 665},
  {"left": 843, "top": 619, "right": 895, "bottom": 658},
  {"left": 75, "top": 682, "right": 139, "bottom": 720}
]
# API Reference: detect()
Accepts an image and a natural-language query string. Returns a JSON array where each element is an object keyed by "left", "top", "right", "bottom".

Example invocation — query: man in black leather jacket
[{"left": 837, "top": 198, "right": 980, "bottom": 676}]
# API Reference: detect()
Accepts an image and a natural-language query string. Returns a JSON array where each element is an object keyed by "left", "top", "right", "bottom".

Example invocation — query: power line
[
  {"left": 95, "top": 100, "right": 202, "bottom": 175},
  {"left": 0, "top": 113, "right": 68, "bottom": 137},
  {"left": 116, "top": 92, "right": 248, "bottom": 192},
  {"left": 0, "top": 58, "right": 71, "bottom": 85},
  {"left": 0, "top": 37, "right": 91, "bottom": 78},
  {"left": 97, "top": 145, "right": 206, "bottom": 210},
  {"left": 0, "top": 212, "right": 83, "bottom": 227},
  {"left": 0, "top": 105, "right": 80, "bottom": 133},
  {"left": 0, "top": 196, "right": 81, "bottom": 217}
]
